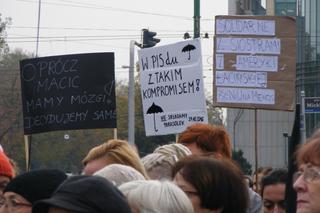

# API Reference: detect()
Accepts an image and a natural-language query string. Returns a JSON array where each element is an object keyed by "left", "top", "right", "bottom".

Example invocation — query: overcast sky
[{"left": 1, "top": 0, "right": 228, "bottom": 95}]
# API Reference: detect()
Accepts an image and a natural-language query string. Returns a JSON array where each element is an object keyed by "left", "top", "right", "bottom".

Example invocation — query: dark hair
[
  {"left": 178, "top": 123, "right": 231, "bottom": 158},
  {"left": 260, "top": 168, "right": 288, "bottom": 197},
  {"left": 253, "top": 166, "right": 273, "bottom": 176},
  {"left": 172, "top": 156, "right": 248, "bottom": 213},
  {"left": 244, "top": 175, "right": 253, "bottom": 188}
]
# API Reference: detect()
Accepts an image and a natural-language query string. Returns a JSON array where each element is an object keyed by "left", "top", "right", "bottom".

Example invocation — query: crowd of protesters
[{"left": 0, "top": 123, "right": 319, "bottom": 213}]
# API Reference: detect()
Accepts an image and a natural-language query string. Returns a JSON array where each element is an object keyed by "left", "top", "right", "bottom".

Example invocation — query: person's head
[
  {"left": 172, "top": 156, "right": 248, "bottom": 213},
  {"left": 0, "top": 152, "right": 14, "bottom": 195},
  {"left": 261, "top": 169, "right": 288, "bottom": 213},
  {"left": 0, "top": 169, "right": 67, "bottom": 213},
  {"left": 82, "top": 139, "right": 148, "bottom": 178},
  {"left": 293, "top": 134, "right": 320, "bottom": 213},
  {"left": 153, "top": 143, "right": 191, "bottom": 157},
  {"left": 177, "top": 123, "right": 231, "bottom": 158},
  {"left": 141, "top": 153, "right": 171, "bottom": 180},
  {"left": 308, "top": 128, "right": 320, "bottom": 140},
  {"left": 93, "top": 164, "right": 145, "bottom": 187},
  {"left": 253, "top": 167, "right": 273, "bottom": 194},
  {"left": 244, "top": 175, "right": 253, "bottom": 189},
  {"left": 32, "top": 175, "right": 131, "bottom": 213},
  {"left": 142, "top": 143, "right": 191, "bottom": 180},
  {"left": 119, "top": 180, "right": 194, "bottom": 213}
]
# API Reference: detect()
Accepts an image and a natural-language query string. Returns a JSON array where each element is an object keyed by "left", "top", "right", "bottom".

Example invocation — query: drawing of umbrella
[
  {"left": 147, "top": 102, "right": 163, "bottom": 132},
  {"left": 182, "top": 44, "right": 196, "bottom": 60}
]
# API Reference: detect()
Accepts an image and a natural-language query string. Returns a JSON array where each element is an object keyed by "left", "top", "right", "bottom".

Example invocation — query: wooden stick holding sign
[
  {"left": 113, "top": 128, "right": 117, "bottom": 140},
  {"left": 24, "top": 135, "right": 31, "bottom": 172},
  {"left": 254, "top": 109, "right": 258, "bottom": 191}
]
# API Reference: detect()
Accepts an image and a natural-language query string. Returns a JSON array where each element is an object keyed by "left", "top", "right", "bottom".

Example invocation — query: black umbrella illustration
[
  {"left": 147, "top": 102, "right": 163, "bottom": 132},
  {"left": 182, "top": 44, "right": 196, "bottom": 60}
]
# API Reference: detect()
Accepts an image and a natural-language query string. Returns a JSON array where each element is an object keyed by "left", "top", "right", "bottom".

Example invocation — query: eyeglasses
[
  {"left": 293, "top": 164, "right": 320, "bottom": 183},
  {"left": 0, "top": 181, "right": 9, "bottom": 194},
  {"left": 0, "top": 197, "right": 32, "bottom": 211},
  {"left": 263, "top": 200, "right": 286, "bottom": 210}
]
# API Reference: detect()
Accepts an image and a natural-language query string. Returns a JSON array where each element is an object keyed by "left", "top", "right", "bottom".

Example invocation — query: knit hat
[
  {"left": 154, "top": 143, "right": 192, "bottom": 158},
  {"left": 32, "top": 175, "right": 132, "bottom": 213},
  {"left": 0, "top": 151, "right": 14, "bottom": 179},
  {"left": 4, "top": 169, "right": 67, "bottom": 204},
  {"left": 142, "top": 143, "right": 192, "bottom": 170}
]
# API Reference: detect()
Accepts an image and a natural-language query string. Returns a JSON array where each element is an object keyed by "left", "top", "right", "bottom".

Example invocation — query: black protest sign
[{"left": 20, "top": 52, "right": 116, "bottom": 134}]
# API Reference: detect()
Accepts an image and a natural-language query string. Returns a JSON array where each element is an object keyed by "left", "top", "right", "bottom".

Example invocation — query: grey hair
[
  {"left": 142, "top": 143, "right": 191, "bottom": 180},
  {"left": 119, "top": 180, "right": 194, "bottom": 213},
  {"left": 93, "top": 164, "right": 145, "bottom": 186}
]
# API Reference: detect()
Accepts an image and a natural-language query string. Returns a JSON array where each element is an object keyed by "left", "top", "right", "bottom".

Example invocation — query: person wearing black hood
[
  {"left": 33, "top": 175, "right": 132, "bottom": 213},
  {"left": 0, "top": 169, "right": 67, "bottom": 213}
]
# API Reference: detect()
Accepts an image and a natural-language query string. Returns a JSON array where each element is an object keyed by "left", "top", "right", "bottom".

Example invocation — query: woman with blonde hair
[{"left": 82, "top": 139, "right": 148, "bottom": 178}]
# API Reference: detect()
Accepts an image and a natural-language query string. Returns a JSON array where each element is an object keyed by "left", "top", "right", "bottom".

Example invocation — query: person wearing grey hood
[{"left": 248, "top": 187, "right": 263, "bottom": 213}]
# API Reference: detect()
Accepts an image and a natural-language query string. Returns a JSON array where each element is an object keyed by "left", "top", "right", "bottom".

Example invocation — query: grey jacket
[{"left": 247, "top": 188, "right": 263, "bottom": 213}]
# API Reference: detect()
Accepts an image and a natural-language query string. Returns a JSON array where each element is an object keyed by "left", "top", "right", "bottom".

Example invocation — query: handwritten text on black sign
[{"left": 20, "top": 52, "right": 116, "bottom": 134}]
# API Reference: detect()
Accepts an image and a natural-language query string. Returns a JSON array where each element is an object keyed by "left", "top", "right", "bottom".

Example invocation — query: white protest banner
[
  {"left": 235, "top": 55, "right": 278, "bottom": 72},
  {"left": 216, "top": 37, "right": 281, "bottom": 54},
  {"left": 215, "top": 54, "right": 224, "bottom": 69},
  {"left": 139, "top": 39, "right": 208, "bottom": 136},
  {"left": 215, "top": 71, "right": 267, "bottom": 88},
  {"left": 216, "top": 19, "right": 275, "bottom": 36},
  {"left": 217, "top": 87, "right": 275, "bottom": 105}
]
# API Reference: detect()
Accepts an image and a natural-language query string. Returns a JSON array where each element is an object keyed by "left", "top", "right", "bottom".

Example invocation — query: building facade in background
[
  {"left": 272, "top": 0, "right": 320, "bottom": 143},
  {"left": 295, "top": 0, "right": 320, "bottom": 136},
  {"left": 226, "top": 0, "right": 295, "bottom": 169},
  {"left": 226, "top": 0, "right": 320, "bottom": 170}
]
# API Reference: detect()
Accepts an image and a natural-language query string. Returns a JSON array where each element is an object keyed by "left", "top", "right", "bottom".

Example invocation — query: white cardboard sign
[
  {"left": 213, "top": 15, "right": 296, "bottom": 111},
  {"left": 215, "top": 71, "right": 267, "bottom": 88},
  {"left": 139, "top": 39, "right": 208, "bottom": 136},
  {"left": 217, "top": 87, "right": 275, "bottom": 105},
  {"left": 216, "top": 19, "right": 275, "bottom": 35},
  {"left": 235, "top": 55, "right": 278, "bottom": 72},
  {"left": 216, "top": 37, "right": 281, "bottom": 54}
]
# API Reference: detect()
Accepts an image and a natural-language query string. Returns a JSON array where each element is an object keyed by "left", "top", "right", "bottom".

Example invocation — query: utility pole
[
  {"left": 127, "top": 30, "right": 160, "bottom": 146},
  {"left": 194, "top": 0, "right": 200, "bottom": 38},
  {"left": 25, "top": 0, "right": 42, "bottom": 172},
  {"left": 128, "top": 40, "right": 139, "bottom": 147},
  {"left": 300, "top": 90, "right": 306, "bottom": 143},
  {"left": 36, "top": 0, "right": 41, "bottom": 57}
]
